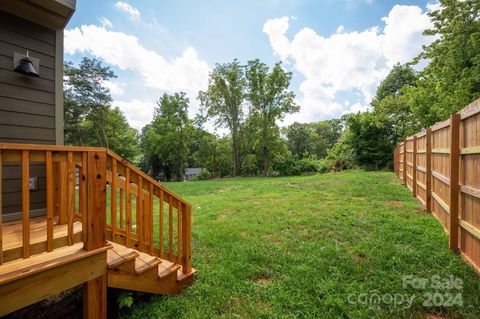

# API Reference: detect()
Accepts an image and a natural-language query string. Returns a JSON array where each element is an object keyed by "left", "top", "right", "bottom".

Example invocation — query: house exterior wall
[{"left": 0, "top": 10, "right": 63, "bottom": 217}]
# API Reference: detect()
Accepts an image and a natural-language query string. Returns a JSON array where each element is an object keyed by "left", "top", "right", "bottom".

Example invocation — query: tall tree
[
  {"left": 409, "top": 0, "right": 480, "bottom": 126},
  {"left": 64, "top": 58, "right": 115, "bottom": 146},
  {"left": 141, "top": 93, "right": 192, "bottom": 181},
  {"left": 245, "top": 60, "right": 299, "bottom": 176},
  {"left": 372, "top": 63, "right": 420, "bottom": 143},
  {"left": 199, "top": 59, "right": 246, "bottom": 177},
  {"left": 64, "top": 58, "right": 140, "bottom": 163}
]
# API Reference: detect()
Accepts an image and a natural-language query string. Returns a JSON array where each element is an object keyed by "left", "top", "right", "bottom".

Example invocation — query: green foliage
[
  {"left": 241, "top": 154, "right": 258, "bottom": 176},
  {"left": 325, "top": 132, "right": 356, "bottom": 171},
  {"left": 141, "top": 93, "right": 193, "bottom": 181},
  {"left": 284, "top": 120, "right": 342, "bottom": 159},
  {"left": 246, "top": 59, "right": 299, "bottom": 175},
  {"left": 196, "top": 168, "right": 212, "bottom": 181},
  {"left": 117, "top": 292, "right": 134, "bottom": 310},
  {"left": 408, "top": 0, "right": 480, "bottom": 126},
  {"left": 292, "top": 156, "right": 320, "bottom": 175},
  {"left": 63, "top": 58, "right": 140, "bottom": 163},
  {"left": 199, "top": 59, "right": 246, "bottom": 176}
]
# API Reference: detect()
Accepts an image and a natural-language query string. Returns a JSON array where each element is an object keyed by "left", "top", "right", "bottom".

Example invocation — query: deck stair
[{"left": 106, "top": 242, "right": 195, "bottom": 295}]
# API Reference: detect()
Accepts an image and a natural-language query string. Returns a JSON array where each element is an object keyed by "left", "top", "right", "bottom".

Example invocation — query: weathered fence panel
[{"left": 394, "top": 98, "right": 480, "bottom": 273}]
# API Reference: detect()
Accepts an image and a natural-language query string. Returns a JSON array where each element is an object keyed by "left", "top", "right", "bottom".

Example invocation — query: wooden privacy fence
[{"left": 393, "top": 98, "right": 480, "bottom": 273}]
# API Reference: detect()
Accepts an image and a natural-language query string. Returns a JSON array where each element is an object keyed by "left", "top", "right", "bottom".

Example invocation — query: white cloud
[
  {"left": 99, "top": 17, "right": 112, "bottom": 29},
  {"left": 103, "top": 80, "right": 125, "bottom": 96},
  {"left": 264, "top": 4, "right": 434, "bottom": 123},
  {"left": 114, "top": 99, "right": 155, "bottom": 130},
  {"left": 115, "top": 1, "right": 140, "bottom": 20},
  {"left": 64, "top": 24, "right": 210, "bottom": 99}
]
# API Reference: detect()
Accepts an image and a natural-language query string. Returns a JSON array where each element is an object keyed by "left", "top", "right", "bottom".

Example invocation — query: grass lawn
[{"left": 122, "top": 171, "right": 480, "bottom": 319}]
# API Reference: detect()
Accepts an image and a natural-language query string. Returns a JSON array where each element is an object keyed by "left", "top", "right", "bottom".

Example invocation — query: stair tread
[
  {"left": 107, "top": 243, "right": 139, "bottom": 268},
  {"left": 135, "top": 256, "right": 161, "bottom": 275},
  {"left": 158, "top": 260, "right": 181, "bottom": 279},
  {"left": 177, "top": 268, "right": 197, "bottom": 282}
]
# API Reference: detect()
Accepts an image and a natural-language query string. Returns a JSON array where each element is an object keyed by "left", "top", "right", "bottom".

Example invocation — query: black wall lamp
[{"left": 13, "top": 51, "right": 39, "bottom": 77}]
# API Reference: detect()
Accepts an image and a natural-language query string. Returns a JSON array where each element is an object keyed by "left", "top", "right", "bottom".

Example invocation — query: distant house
[{"left": 184, "top": 168, "right": 202, "bottom": 181}]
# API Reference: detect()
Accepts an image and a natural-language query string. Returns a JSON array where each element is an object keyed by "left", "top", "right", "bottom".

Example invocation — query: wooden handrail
[
  {"left": 0, "top": 143, "right": 192, "bottom": 274},
  {"left": 105, "top": 150, "right": 192, "bottom": 273}
]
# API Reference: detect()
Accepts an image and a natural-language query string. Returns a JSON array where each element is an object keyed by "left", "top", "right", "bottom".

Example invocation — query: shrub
[
  {"left": 272, "top": 154, "right": 296, "bottom": 176},
  {"left": 196, "top": 168, "right": 212, "bottom": 180},
  {"left": 292, "top": 157, "right": 320, "bottom": 175},
  {"left": 241, "top": 154, "right": 258, "bottom": 176}
]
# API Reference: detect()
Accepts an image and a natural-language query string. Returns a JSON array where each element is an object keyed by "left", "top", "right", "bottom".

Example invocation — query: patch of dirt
[
  {"left": 384, "top": 201, "right": 401, "bottom": 207},
  {"left": 424, "top": 314, "right": 457, "bottom": 319},
  {"left": 413, "top": 208, "right": 429, "bottom": 215},
  {"left": 216, "top": 213, "right": 227, "bottom": 221},
  {"left": 254, "top": 276, "right": 271, "bottom": 285},
  {"left": 353, "top": 252, "right": 367, "bottom": 262}
]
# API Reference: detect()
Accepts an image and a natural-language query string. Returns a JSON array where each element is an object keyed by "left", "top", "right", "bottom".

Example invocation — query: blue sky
[{"left": 65, "top": 0, "right": 437, "bottom": 131}]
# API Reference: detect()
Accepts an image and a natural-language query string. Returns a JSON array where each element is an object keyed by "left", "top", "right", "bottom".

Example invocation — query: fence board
[{"left": 394, "top": 98, "right": 480, "bottom": 273}]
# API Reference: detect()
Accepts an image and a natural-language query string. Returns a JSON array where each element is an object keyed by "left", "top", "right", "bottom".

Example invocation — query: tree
[
  {"left": 141, "top": 93, "right": 192, "bottom": 181},
  {"left": 199, "top": 59, "right": 246, "bottom": 177},
  {"left": 345, "top": 112, "right": 395, "bottom": 170},
  {"left": 64, "top": 58, "right": 115, "bottom": 146},
  {"left": 245, "top": 60, "right": 299, "bottom": 175},
  {"left": 409, "top": 0, "right": 480, "bottom": 126},
  {"left": 80, "top": 107, "right": 140, "bottom": 163},
  {"left": 63, "top": 58, "right": 140, "bottom": 163},
  {"left": 371, "top": 63, "right": 420, "bottom": 143}
]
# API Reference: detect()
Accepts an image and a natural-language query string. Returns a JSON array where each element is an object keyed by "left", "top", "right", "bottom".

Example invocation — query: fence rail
[{"left": 393, "top": 98, "right": 480, "bottom": 273}]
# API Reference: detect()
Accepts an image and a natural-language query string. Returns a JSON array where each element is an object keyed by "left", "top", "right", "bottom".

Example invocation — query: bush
[
  {"left": 241, "top": 154, "right": 258, "bottom": 176},
  {"left": 196, "top": 168, "right": 212, "bottom": 180},
  {"left": 272, "top": 154, "right": 296, "bottom": 176},
  {"left": 292, "top": 157, "right": 320, "bottom": 175}
]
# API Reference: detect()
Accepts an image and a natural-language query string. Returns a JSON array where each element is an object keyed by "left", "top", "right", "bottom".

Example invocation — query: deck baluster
[
  {"left": 67, "top": 152, "right": 75, "bottom": 245},
  {"left": 0, "top": 150, "right": 3, "bottom": 264},
  {"left": 125, "top": 168, "right": 132, "bottom": 248},
  {"left": 22, "top": 150, "right": 30, "bottom": 258},
  {"left": 159, "top": 189, "right": 164, "bottom": 258},
  {"left": 111, "top": 158, "right": 117, "bottom": 238},
  {"left": 46, "top": 151, "right": 54, "bottom": 252}
]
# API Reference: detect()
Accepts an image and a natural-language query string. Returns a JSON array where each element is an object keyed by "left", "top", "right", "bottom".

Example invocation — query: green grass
[{"left": 122, "top": 171, "right": 480, "bottom": 319}]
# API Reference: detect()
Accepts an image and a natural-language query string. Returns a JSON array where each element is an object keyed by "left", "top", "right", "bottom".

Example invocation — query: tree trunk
[
  {"left": 263, "top": 145, "right": 268, "bottom": 176},
  {"left": 231, "top": 136, "right": 238, "bottom": 177}
]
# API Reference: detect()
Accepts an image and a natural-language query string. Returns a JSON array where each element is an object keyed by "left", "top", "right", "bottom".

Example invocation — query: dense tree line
[{"left": 64, "top": 0, "right": 479, "bottom": 179}]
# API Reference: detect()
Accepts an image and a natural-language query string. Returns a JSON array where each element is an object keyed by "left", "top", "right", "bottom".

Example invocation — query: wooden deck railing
[
  {"left": 105, "top": 150, "right": 192, "bottom": 273},
  {"left": 0, "top": 144, "right": 192, "bottom": 274}
]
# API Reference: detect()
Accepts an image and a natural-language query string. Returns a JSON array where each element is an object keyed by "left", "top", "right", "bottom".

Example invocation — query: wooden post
[
  {"left": 426, "top": 128, "right": 432, "bottom": 212},
  {"left": 22, "top": 150, "right": 30, "bottom": 259},
  {"left": 403, "top": 141, "right": 407, "bottom": 186},
  {"left": 181, "top": 203, "right": 192, "bottom": 274},
  {"left": 54, "top": 161, "right": 68, "bottom": 224},
  {"left": 449, "top": 114, "right": 460, "bottom": 251},
  {"left": 83, "top": 150, "right": 107, "bottom": 319},
  {"left": 412, "top": 135, "right": 417, "bottom": 197},
  {"left": 0, "top": 150, "right": 2, "bottom": 265},
  {"left": 393, "top": 146, "right": 397, "bottom": 176},
  {"left": 46, "top": 151, "right": 54, "bottom": 252}
]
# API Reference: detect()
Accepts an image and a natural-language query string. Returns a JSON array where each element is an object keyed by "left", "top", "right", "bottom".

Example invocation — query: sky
[{"left": 64, "top": 0, "right": 439, "bottom": 131}]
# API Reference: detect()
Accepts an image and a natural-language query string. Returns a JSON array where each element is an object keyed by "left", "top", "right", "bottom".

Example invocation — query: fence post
[
  {"left": 449, "top": 114, "right": 460, "bottom": 251},
  {"left": 83, "top": 150, "right": 107, "bottom": 319},
  {"left": 403, "top": 140, "right": 407, "bottom": 186},
  {"left": 426, "top": 128, "right": 432, "bottom": 212},
  {"left": 412, "top": 135, "right": 417, "bottom": 197}
]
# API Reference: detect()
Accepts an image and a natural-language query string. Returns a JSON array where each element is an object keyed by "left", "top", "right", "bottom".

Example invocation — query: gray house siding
[{"left": 0, "top": 10, "right": 58, "bottom": 216}]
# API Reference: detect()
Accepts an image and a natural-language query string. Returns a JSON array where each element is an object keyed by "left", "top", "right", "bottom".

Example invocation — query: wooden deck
[
  {"left": 2, "top": 216, "right": 82, "bottom": 263},
  {"left": 0, "top": 144, "right": 194, "bottom": 318}
]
